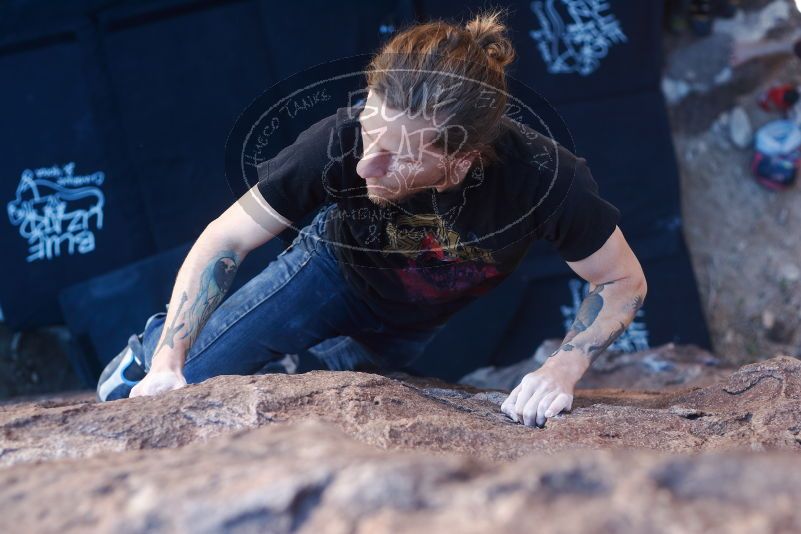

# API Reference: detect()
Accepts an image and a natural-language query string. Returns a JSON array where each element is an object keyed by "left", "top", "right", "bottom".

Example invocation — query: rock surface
[
  {"left": 460, "top": 340, "right": 732, "bottom": 392},
  {"left": 4, "top": 420, "right": 801, "bottom": 534},
  {"left": 2, "top": 350, "right": 801, "bottom": 533}
]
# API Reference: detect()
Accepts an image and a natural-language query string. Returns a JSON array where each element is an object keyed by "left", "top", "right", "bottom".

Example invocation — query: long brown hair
[{"left": 365, "top": 9, "right": 516, "bottom": 164}]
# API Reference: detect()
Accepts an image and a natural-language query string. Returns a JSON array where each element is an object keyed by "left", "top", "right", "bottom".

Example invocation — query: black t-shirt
[{"left": 257, "top": 105, "right": 620, "bottom": 329}]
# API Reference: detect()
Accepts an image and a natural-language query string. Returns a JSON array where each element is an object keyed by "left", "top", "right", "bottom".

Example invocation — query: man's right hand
[{"left": 130, "top": 369, "right": 187, "bottom": 398}]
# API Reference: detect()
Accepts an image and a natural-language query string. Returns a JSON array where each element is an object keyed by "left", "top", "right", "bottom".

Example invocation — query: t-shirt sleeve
[
  {"left": 535, "top": 151, "right": 621, "bottom": 262},
  {"left": 256, "top": 113, "right": 341, "bottom": 222}
]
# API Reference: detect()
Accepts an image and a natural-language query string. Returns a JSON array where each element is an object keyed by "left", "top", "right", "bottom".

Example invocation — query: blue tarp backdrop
[{"left": 0, "top": 0, "right": 711, "bottom": 385}]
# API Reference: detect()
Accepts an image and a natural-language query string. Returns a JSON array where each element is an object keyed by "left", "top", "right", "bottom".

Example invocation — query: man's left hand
[{"left": 500, "top": 359, "right": 580, "bottom": 427}]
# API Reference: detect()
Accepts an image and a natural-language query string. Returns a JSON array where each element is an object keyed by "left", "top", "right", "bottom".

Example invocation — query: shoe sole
[{"left": 96, "top": 345, "right": 140, "bottom": 402}]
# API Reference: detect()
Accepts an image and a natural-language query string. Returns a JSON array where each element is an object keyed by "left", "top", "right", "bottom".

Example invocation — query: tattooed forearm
[
  {"left": 569, "top": 279, "right": 619, "bottom": 334},
  {"left": 586, "top": 321, "right": 627, "bottom": 356},
  {"left": 155, "top": 292, "right": 188, "bottom": 354},
  {"left": 154, "top": 251, "right": 240, "bottom": 358},
  {"left": 552, "top": 278, "right": 646, "bottom": 365},
  {"left": 181, "top": 253, "right": 238, "bottom": 347}
]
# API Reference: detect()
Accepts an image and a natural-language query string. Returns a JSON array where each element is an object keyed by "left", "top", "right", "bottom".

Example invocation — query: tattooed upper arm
[{"left": 565, "top": 226, "right": 646, "bottom": 296}]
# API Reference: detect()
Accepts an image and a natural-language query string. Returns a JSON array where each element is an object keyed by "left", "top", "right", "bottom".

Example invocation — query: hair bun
[{"left": 465, "top": 10, "right": 515, "bottom": 69}]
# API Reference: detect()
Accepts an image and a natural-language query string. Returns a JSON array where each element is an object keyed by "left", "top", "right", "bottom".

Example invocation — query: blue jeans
[{"left": 140, "top": 204, "right": 444, "bottom": 383}]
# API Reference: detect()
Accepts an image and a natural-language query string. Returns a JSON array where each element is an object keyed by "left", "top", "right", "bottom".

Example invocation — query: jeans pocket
[
  {"left": 277, "top": 242, "right": 293, "bottom": 258},
  {"left": 276, "top": 205, "right": 332, "bottom": 259},
  {"left": 277, "top": 231, "right": 303, "bottom": 258}
]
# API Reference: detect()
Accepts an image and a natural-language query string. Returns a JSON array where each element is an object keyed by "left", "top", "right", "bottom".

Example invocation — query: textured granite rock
[
  {"left": 459, "top": 340, "right": 732, "bottom": 392},
  {"left": 3, "top": 420, "right": 801, "bottom": 534},
  {"left": 2, "top": 350, "right": 801, "bottom": 533}
]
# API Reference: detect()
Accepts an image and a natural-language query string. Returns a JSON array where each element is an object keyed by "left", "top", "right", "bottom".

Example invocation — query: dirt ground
[{"left": 665, "top": 4, "right": 801, "bottom": 365}]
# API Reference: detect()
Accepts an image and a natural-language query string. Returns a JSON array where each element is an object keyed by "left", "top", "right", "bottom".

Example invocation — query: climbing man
[{"left": 97, "top": 11, "right": 647, "bottom": 428}]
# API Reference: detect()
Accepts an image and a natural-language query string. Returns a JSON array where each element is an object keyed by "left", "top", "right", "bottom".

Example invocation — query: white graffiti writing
[
  {"left": 7, "top": 163, "right": 105, "bottom": 263},
  {"left": 529, "top": 0, "right": 627, "bottom": 76},
  {"left": 560, "top": 278, "right": 650, "bottom": 353}
]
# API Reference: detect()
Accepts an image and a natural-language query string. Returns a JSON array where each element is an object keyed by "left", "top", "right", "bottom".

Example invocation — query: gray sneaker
[{"left": 96, "top": 333, "right": 147, "bottom": 401}]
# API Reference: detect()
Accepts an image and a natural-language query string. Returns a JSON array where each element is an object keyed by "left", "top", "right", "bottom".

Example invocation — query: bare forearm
[
  {"left": 150, "top": 227, "right": 244, "bottom": 371},
  {"left": 546, "top": 276, "right": 646, "bottom": 380}
]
